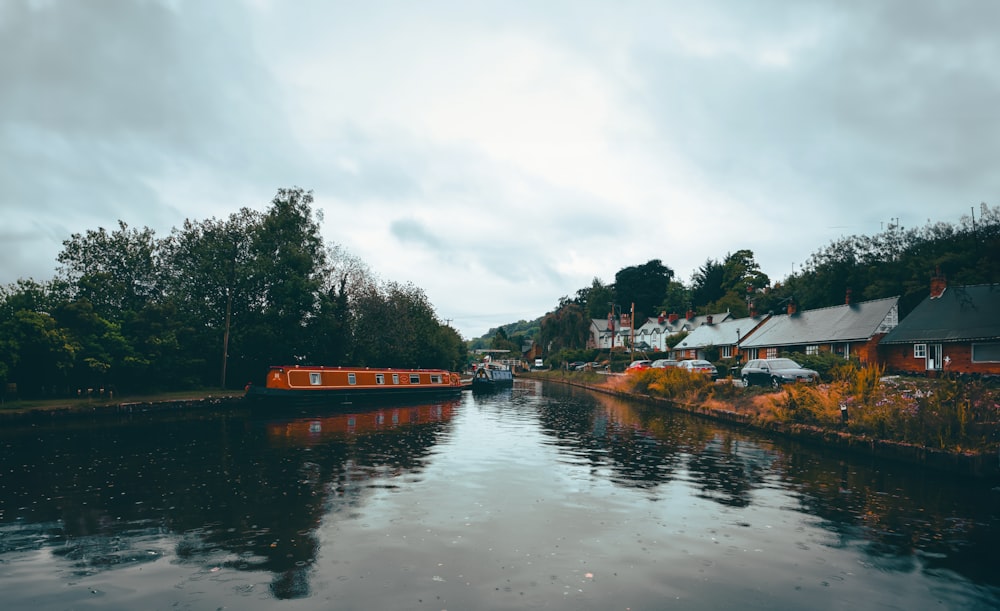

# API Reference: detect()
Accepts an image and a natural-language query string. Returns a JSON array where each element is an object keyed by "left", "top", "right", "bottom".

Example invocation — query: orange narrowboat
[{"left": 245, "top": 365, "right": 467, "bottom": 404}]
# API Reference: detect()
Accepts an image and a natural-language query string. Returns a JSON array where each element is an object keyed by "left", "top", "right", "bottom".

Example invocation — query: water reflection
[
  {"left": 534, "top": 383, "right": 1000, "bottom": 591},
  {"left": 1, "top": 384, "right": 998, "bottom": 608},
  {"left": 0, "top": 399, "right": 458, "bottom": 600}
]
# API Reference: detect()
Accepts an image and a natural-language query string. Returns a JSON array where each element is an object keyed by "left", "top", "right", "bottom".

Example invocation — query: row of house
[{"left": 587, "top": 274, "right": 1000, "bottom": 377}]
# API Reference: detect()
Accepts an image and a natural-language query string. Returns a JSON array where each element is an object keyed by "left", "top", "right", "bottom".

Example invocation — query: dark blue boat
[{"left": 470, "top": 362, "right": 514, "bottom": 392}]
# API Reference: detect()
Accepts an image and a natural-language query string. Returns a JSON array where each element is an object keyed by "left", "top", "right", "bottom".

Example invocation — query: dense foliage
[{"left": 0, "top": 188, "right": 464, "bottom": 399}]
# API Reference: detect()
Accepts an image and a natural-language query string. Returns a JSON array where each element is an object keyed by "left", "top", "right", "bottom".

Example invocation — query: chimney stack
[
  {"left": 787, "top": 300, "right": 797, "bottom": 316},
  {"left": 930, "top": 267, "right": 947, "bottom": 299},
  {"left": 845, "top": 288, "right": 852, "bottom": 305},
  {"left": 706, "top": 315, "right": 714, "bottom": 325},
  {"left": 668, "top": 313, "right": 679, "bottom": 324},
  {"left": 749, "top": 301, "right": 757, "bottom": 318},
  {"left": 658, "top": 311, "right": 666, "bottom": 324},
  {"left": 685, "top": 309, "right": 694, "bottom": 320}
]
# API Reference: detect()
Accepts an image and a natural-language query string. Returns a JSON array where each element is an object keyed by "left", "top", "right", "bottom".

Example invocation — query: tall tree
[
  {"left": 613, "top": 259, "right": 674, "bottom": 320},
  {"left": 242, "top": 188, "right": 329, "bottom": 371},
  {"left": 162, "top": 209, "right": 261, "bottom": 388},
  {"left": 690, "top": 258, "right": 726, "bottom": 309},
  {"left": 56, "top": 221, "right": 161, "bottom": 321}
]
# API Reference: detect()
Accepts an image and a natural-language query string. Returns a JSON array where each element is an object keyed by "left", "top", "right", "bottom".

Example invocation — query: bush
[{"left": 624, "top": 367, "right": 713, "bottom": 401}]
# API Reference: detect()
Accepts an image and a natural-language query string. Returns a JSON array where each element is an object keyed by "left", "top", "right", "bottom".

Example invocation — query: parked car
[
  {"left": 678, "top": 359, "right": 719, "bottom": 379},
  {"left": 626, "top": 359, "right": 652, "bottom": 372},
  {"left": 533, "top": 358, "right": 545, "bottom": 369},
  {"left": 740, "top": 358, "right": 819, "bottom": 388},
  {"left": 568, "top": 361, "right": 586, "bottom": 370},
  {"left": 651, "top": 359, "right": 679, "bottom": 368}
]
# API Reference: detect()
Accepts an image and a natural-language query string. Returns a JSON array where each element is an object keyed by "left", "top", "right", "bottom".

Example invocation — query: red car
[{"left": 626, "top": 360, "right": 652, "bottom": 372}]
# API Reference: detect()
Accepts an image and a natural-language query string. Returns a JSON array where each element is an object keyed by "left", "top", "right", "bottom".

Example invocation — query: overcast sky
[{"left": 2, "top": 1, "right": 997, "bottom": 339}]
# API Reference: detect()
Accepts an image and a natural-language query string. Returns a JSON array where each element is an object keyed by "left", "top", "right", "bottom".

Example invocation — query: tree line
[
  {"left": 538, "top": 203, "right": 1000, "bottom": 353},
  {"left": 0, "top": 187, "right": 465, "bottom": 399}
]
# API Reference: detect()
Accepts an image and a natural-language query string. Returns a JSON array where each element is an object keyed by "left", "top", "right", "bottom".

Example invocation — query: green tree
[
  {"left": 241, "top": 188, "right": 330, "bottom": 374},
  {"left": 539, "top": 299, "right": 589, "bottom": 352},
  {"left": 690, "top": 258, "right": 726, "bottom": 309},
  {"left": 1, "top": 310, "right": 76, "bottom": 398},
  {"left": 614, "top": 259, "right": 674, "bottom": 320},
  {"left": 162, "top": 209, "right": 261, "bottom": 388},
  {"left": 56, "top": 221, "right": 162, "bottom": 321},
  {"left": 576, "top": 277, "right": 615, "bottom": 320}
]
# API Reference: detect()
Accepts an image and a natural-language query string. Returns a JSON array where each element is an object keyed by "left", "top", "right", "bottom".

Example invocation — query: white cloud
[{"left": 2, "top": 0, "right": 998, "bottom": 338}]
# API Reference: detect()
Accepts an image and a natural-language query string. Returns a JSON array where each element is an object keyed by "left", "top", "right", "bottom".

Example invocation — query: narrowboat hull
[{"left": 245, "top": 365, "right": 466, "bottom": 405}]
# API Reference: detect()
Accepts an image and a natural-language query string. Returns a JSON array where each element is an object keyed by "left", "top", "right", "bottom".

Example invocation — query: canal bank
[
  {"left": 520, "top": 371, "right": 1000, "bottom": 479},
  {"left": 0, "top": 392, "right": 246, "bottom": 422}
]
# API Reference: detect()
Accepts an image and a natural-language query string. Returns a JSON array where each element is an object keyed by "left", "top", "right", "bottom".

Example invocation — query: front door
[{"left": 927, "top": 344, "right": 943, "bottom": 371}]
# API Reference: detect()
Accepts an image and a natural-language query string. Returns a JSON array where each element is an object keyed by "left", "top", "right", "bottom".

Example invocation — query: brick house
[
  {"left": 878, "top": 277, "right": 1000, "bottom": 376},
  {"left": 737, "top": 294, "right": 899, "bottom": 362}
]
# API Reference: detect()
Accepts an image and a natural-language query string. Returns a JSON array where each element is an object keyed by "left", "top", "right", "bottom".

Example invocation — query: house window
[
  {"left": 914, "top": 344, "right": 926, "bottom": 358},
  {"left": 721, "top": 346, "right": 732, "bottom": 358},
  {"left": 347, "top": 373, "right": 356, "bottom": 385},
  {"left": 972, "top": 342, "right": 1000, "bottom": 362},
  {"left": 309, "top": 372, "right": 322, "bottom": 386},
  {"left": 409, "top": 374, "right": 420, "bottom": 384},
  {"left": 375, "top": 374, "right": 385, "bottom": 385},
  {"left": 431, "top": 374, "right": 442, "bottom": 384},
  {"left": 392, "top": 374, "right": 400, "bottom": 384},
  {"left": 806, "top": 345, "right": 818, "bottom": 355},
  {"left": 765, "top": 347, "right": 778, "bottom": 359},
  {"left": 746, "top": 348, "right": 758, "bottom": 360}
]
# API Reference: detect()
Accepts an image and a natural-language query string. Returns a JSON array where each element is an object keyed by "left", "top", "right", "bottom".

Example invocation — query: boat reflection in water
[
  {"left": 265, "top": 400, "right": 457, "bottom": 446},
  {"left": 0, "top": 398, "right": 461, "bottom": 604}
]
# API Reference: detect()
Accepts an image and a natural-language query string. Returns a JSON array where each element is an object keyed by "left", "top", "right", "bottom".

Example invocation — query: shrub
[
  {"left": 624, "top": 367, "right": 713, "bottom": 401},
  {"left": 766, "top": 383, "right": 845, "bottom": 425}
]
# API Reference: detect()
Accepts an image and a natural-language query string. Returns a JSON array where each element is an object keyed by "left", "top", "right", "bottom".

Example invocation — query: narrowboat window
[
  {"left": 392, "top": 374, "right": 399, "bottom": 384},
  {"left": 376, "top": 374, "right": 385, "bottom": 384},
  {"left": 348, "top": 373, "right": 357, "bottom": 385},
  {"left": 431, "top": 374, "right": 442, "bottom": 384},
  {"left": 409, "top": 374, "right": 420, "bottom": 384},
  {"left": 309, "top": 372, "right": 322, "bottom": 385}
]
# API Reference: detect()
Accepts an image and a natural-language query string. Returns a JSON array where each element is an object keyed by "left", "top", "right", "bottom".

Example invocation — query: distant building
[{"left": 634, "top": 310, "right": 732, "bottom": 352}]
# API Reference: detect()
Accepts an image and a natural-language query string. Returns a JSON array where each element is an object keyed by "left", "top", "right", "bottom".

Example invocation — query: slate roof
[
  {"left": 673, "top": 315, "right": 769, "bottom": 350},
  {"left": 636, "top": 311, "right": 733, "bottom": 335},
  {"left": 880, "top": 284, "right": 1000, "bottom": 344},
  {"left": 739, "top": 296, "right": 899, "bottom": 349}
]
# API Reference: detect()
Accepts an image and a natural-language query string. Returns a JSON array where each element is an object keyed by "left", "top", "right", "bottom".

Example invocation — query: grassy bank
[
  {"left": 527, "top": 366, "right": 1000, "bottom": 457},
  {"left": 0, "top": 389, "right": 246, "bottom": 417}
]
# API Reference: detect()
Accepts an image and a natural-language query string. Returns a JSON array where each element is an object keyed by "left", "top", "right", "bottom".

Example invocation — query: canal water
[{"left": 1, "top": 380, "right": 998, "bottom": 610}]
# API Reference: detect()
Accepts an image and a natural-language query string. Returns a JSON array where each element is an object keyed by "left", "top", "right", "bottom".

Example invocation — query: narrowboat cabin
[
  {"left": 470, "top": 361, "right": 514, "bottom": 392},
  {"left": 246, "top": 365, "right": 466, "bottom": 404}
]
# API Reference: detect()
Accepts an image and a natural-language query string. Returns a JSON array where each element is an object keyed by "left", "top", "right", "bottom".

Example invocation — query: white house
[{"left": 634, "top": 310, "right": 733, "bottom": 352}]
